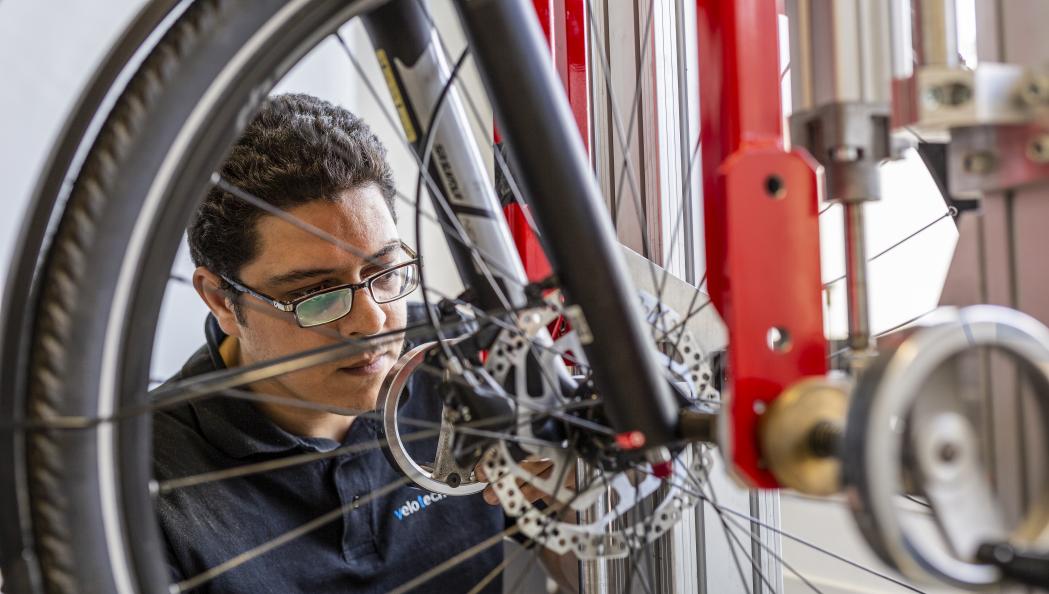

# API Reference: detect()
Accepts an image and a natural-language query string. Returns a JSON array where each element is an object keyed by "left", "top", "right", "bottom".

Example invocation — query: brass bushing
[{"left": 759, "top": 377, "right": 849, "bottom": 495}]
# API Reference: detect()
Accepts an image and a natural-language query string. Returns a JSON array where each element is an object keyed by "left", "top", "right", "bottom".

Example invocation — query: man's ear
[{"left": 193, "top": 267, "right": 243, "bottom": 338}]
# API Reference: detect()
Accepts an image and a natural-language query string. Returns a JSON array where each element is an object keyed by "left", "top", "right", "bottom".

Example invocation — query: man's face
[{"left": 230, "top": 185, "right": 407, "bottom": 414}]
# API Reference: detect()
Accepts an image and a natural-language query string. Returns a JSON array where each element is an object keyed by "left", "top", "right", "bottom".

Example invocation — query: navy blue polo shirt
[{"left": 153, "top": 312, "right": 506, "bottom": 593}]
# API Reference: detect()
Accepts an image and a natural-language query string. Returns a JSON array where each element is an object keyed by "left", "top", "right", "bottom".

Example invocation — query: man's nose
[{"left": 335, "top": 288, "right": 386, "bottom": 338}]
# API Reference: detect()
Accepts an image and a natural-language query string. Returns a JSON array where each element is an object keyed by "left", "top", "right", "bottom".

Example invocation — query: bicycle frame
[{"left": 364, "top": 0, "right": 682, "bottom": 448}]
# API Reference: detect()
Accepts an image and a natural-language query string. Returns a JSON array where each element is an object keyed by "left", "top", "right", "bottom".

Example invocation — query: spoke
[
  {"left": 159, "top": 433, "right": 432, "bottom": 494},
  {"left": 217, "top": 385, "right": 564, "bottom": 449},
  {"left": 405, "top": 443, "right": 581, "bottom": 594},
  {"left": 5, "top": 322, "right": 431, "bottom": 431},
  {"left": 409, "top": 46, "right": 517, "bottom": 316},
  {"left": 427, "top": 286, "right": 593, "bottom": 372},
  {"left": 827, "top": 307, "right": 938, "bottom": 362},
  {"left": 701, "top": 472, "right": 795, "bottom": 594},
  {"left": 150, "top": 320, "right": 444, "bottom": 411},
  {"left": 504, "top": 447, "right": 581, "bottom": 594},
  {"left": 333, "top": 32, "right": 535, "bottom": 294},
  {"left": 677, "top": 464, "right": 926, "bottom": 594},
  {"left": 697, "top": 473, "right": 753, "bottom": 594},
  {"left": 172, "top": 475, "right": 412, "bottom": 592},
  {"left": 626, "top": 478, "right": 657, "bottom": 594},
  {"left": 823, "top": 208, "right": 958, "bottom": 288},
  {"left": 389, "top": 524, "right": 521, "bottom": 594},
  {"left": 465, "top": 537, "right": 533, "bottom": 594},
  {"left": 659, "top": 292, "right": 712, "bottom": 348},
  {"left": 158, "top": 397, "right": 593, "bottom": 493},
  {"left": 408, "top": 1, "right": 546, "bottom": 242},
  {"left": 716, "top": 503, "right": 823, "bottom": 594},
  {"left": 585, "top": 0, "right": 666, "bottom": 302},
  {"left": 212, "top": 175, "right": 382, "bottom": 269},
  {"left": 654, "top": 135, "right": 704, "bottom": 314}
]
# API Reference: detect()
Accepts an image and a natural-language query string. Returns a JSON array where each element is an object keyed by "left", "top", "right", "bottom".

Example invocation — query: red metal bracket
[{"left": 696, "top": 0, "right": 827, "bottom": 487}]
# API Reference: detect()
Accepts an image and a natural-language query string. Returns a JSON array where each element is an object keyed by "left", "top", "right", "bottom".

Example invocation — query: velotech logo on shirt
[{"left": 393, "top": 492, "right": 447, "bottom": 521}]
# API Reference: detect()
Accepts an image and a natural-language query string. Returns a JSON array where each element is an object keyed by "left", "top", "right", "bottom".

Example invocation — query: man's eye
[{"left": 373, "top": 274, "right": 399, "bottom": 289}]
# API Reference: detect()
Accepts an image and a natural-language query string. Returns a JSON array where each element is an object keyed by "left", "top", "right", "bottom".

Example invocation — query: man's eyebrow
[
  {"left": 365, "top": 241, "right": 403, "bottom": 265},
  {"left": 267, "top": 268, "right": 340, "bottom": 287},
  {"left": 266, "top": 241, "right": 402, "bottom": 287}
]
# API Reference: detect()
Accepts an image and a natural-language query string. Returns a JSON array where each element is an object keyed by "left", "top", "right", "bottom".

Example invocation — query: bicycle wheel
[
  {"left": 0, "top": 0, "right": 1000, "bottom": 593},
  {"left": 0, "top": 0, "right": 702, "bottom": 591}
]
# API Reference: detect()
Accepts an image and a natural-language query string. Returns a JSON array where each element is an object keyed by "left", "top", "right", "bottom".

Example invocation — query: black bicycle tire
[
  {"left": 6, "top": 1, "right": 386, "bottom": 592},
  {"left": 4, "top": 0, "right": 683, "bottom": 591}
]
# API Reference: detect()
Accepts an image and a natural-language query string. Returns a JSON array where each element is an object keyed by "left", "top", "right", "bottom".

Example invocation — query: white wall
[{"left": 0, "top": 0, "right": 146, "bottom": 304}]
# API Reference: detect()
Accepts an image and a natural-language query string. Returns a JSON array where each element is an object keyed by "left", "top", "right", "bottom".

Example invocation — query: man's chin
[{"left": 328, "top": 369, "right": 392, "bottom": 411}]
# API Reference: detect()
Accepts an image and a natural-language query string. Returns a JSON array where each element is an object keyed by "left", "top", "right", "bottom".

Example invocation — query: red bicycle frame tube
[
  {"left": 502, "top": 0, "right": 589, "bottom": 282},
  {"left": 696, "top": 0, "right": 827, "bottom": 487}
]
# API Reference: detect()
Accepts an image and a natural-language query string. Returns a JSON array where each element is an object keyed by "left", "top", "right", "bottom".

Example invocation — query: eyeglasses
[{"left": 220, "top": 243, "right": 419, "bottom": 328}]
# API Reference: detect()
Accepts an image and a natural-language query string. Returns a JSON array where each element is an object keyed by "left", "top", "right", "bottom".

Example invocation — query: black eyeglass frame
[{"left": 219, "top": 243, "right": 419, "bottom": 328}]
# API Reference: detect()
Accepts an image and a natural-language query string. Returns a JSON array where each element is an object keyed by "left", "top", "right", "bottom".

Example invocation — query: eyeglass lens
[{"left": 294, "top": 263, "right": 419, "bottom": 327}]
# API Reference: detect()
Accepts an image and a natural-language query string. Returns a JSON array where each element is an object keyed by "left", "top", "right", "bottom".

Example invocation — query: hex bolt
[
  {"left": 1027, "top": 135, "right": 1049, "bottom": 164},
  {"left": 924, "top": 81, "right": 973, "bottom": 109},
  {"left": 446, "top": 472, "right": 462, "bottom": 488},
  {"left": 1020, "top": 74, "right": 1049, "bottom": 107}
]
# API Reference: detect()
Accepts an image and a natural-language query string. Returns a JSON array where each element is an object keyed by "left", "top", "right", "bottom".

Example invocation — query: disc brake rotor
[{"left": 480, "top": 291, "right": 717, "bottom": 559}]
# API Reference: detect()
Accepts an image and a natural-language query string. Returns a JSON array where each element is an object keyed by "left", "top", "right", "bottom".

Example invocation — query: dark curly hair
[{"left": 188, "top": 93, "right": 397, "bottom": 307}]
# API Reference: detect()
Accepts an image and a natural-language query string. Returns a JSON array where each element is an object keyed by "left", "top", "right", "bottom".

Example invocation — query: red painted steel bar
[{"left": 696, "top": 0, "right": 827, "bottom": 487}]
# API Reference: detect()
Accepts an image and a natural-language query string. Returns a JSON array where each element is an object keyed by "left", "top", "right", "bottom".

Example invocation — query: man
[{"left": 154, "top": 93, "right": 508, "bottom": 593}]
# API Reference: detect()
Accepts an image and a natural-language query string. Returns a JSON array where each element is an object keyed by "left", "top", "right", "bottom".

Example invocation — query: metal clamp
[{"left": 378, "top": 341, "right": 487, "bottom": 496}]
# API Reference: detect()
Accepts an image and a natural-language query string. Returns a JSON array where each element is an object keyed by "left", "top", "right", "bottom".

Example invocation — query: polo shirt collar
[{"left": 188, "top": 314, "right": 353, "bottom": 459}]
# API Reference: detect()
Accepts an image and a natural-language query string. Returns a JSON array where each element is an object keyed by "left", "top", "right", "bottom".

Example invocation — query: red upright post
[{"left": 696, "top": 0, "right": 827, "bottom": 487}]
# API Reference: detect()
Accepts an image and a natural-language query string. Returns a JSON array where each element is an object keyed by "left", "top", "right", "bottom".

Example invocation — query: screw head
[
  {"left": 1027, "top": 134, "right": 1049, "bottom": 164},
  {"left": 924, "top": 81, "right": 973, "bottom": 109}
]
